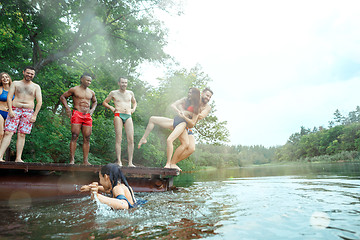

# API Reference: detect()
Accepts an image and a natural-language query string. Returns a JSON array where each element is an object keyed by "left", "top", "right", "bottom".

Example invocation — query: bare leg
[
  {"left": 164, "top": 122, "right": 187, "bottom": 168},
  {"left": 114, "top": 117, "right": 124, "bottom": 166},
  {"left": 170, "top": 130, "right": 189, "bottom": 171},
  {"left": 0, "top": 116, "right": 5, "bottom": 145},
  {"left": 15, "top": 133, "right": 26, "bottom": 162},
  {"left": 70, "top": 124, "right": 81, "bottom": 164},
  {"left": 138, "top": 116, "right": 174, "bottom": 148},
  {"left": 82, "top": 125, "right": 92, "bottom": 165},
  {"left": 124, "top": 118, "right": 135, "bottom": 167},
  {"left": 172, "top": 135, "right": 196, "bottom": 165},
  {"left": 0, "top": 131, "right": 13, "bottom": 161}
]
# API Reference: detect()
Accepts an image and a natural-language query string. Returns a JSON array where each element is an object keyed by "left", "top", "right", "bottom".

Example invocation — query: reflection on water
[
  {"left": 175, "top": 162, "right": 360, "bottom": 186},
  {"left": 0, "top": 163, "right": 359, "bottom": 239}
]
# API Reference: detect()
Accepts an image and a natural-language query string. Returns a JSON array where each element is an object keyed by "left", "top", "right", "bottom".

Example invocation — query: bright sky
[{"left": 139, "top": 0, "right": 360, "bottom": 147}]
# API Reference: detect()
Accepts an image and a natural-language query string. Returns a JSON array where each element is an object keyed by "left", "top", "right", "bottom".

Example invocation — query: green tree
[{"left": 0, "top": 0, "right": 173, "bottom": 72}]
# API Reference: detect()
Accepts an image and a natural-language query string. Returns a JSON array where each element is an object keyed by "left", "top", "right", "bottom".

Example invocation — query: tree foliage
[
  {"left": 1, "top": 0, "right": 232, "bottom": 169},
  {"left": 0, "top": 0, "right": 171, "bottom": 72},
  {"left": 276, "top": 106, "right": 360, "bottom": 162}
]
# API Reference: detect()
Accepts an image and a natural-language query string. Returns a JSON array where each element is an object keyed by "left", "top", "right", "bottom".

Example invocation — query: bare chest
[
  {"left": 113, "top": 91, "right": 132, "bottom": 103},
  {"left": 16, "top": 84, "right": 36, "bottom": 96},
  {"left": 74, "top": 88, "right": 93, "bottom": 100}
]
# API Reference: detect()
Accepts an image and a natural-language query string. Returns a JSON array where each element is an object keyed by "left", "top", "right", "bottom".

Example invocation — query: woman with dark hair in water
[
  {"left": 137, "top": 88, "right": 201, "bottom": 168},
  {"left": 80, "top": 163, "right": 136, "bottom": 210}
]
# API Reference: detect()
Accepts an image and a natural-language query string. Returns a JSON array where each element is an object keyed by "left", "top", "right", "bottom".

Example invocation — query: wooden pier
[{"left": 0, "top": 162, "right": 179, "bottom": 201}]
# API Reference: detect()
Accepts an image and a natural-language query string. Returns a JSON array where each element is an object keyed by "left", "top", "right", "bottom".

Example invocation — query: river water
[{"left": 0, "top": 162, "right": 359, "bottom": 239}]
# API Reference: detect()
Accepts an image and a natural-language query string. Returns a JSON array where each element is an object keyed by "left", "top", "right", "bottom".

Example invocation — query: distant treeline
[
  {"left": 185, "top": 107, "right": 360, "bottom": 170},
  {"left": 275, "top": 107, "right": 360, "bottom": 162}
]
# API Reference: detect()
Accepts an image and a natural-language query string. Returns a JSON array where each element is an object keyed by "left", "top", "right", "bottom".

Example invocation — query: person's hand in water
[
  {"left": 90, "top": 182, "right": 99, "bottom": 200},
  {"left": 80, "top": 182, "right": 98, "bottom": 192},
  {"left": 80, "top": 185, "right": 90, "bottom": 192}
]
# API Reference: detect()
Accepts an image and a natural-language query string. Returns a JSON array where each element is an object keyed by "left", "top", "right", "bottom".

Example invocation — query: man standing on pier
[
  {"left": 103, "top": 77, "right": 137, "bottom": 167},
  {"left": 60, "top": 73, "right": 97, "bottom": 165},
  {"left": 0, "top": 66, "right": 42, "bottom": 162},
  {"left": 170, "top": 88, "right": 213, "bottom": 170}
]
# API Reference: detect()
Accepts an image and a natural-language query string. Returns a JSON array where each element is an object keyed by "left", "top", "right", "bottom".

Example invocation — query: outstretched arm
[{"left": 80, "top": 182, "right": 107, "bottom": 193}]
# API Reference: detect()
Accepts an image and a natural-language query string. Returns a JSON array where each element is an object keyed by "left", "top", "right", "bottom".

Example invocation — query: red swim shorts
[
  {"left": 5, "top": 107, "right": 34, "bottom": 134},
  {"left": 71, "top": 110, "right": 92, "bottom": 127}
]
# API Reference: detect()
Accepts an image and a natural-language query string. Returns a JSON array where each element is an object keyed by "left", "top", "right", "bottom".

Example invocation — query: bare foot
[
  {"left": 137, "top": 138, "right": 147, "bottom": 149},
  {"left": 128, "top": 163, "right": 136, "bottom": 167},
  {"left": 69, "top": 160, "right": 75, "bottom": 164},
  {"left": 0, "top": 159, "right": 5, "bottom": 162},
  {"left": 170, "top": 164, "right": 182, "bottom": 171},
  {"left": 15, "top": 159, "right": 24, "bottom": 163},
  {"left": 115, "top": 161, "right": 122, "bottom": 166},
  {"left": 164, "top": 163, "right": 171, "bottom": 168},
  {"left": 83, "top": 161, "right": 91, "bottom": 165}
]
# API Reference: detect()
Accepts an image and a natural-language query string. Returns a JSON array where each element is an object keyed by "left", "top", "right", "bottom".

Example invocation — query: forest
[
  {"left": 275, "top": 107, "right": 360, "bottom": 163},
  {"left": 0, "top": 0, "right": 229, "bottom": 170},
  {"left": 1, "top": 1, "right": 359, "bottom": 171}
]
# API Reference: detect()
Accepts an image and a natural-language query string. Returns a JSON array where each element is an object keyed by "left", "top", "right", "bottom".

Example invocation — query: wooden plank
[{"left": 0, "top": 162, "right": 179, "bottom": 176}]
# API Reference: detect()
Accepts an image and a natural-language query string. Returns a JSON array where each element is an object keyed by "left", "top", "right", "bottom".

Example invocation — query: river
[{"left": 0, "top": 162, "right": 359, "bottom": 239}]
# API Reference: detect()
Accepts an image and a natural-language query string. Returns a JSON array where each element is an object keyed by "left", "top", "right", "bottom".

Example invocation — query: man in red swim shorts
[
  {"left": 0, "top": 66, "right": 42, "bottom": 162},
  {"left": 60, "top": 73, "right": 97, "bottom": 165}
]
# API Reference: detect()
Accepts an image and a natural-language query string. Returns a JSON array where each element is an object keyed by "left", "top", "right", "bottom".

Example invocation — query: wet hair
[
  {"left": 0, "top": 72, "right": 12, "bottom": 87},
  {"left": 23, "top": 66, "right": 35, "bottom": 72},
  {"left": 202, "top": 87, "right": 213, "bottom": 95},
  {"left": 190, "top": 88, "right": 201, "bottom": 114},
  {"left": 100, "top": 163, "right": 135, "bottom": 203}
]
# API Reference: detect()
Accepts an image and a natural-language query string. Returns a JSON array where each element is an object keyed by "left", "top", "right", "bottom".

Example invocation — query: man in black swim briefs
[{"left": 103, "top": 77, "right": 137, "bottom": 167}]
